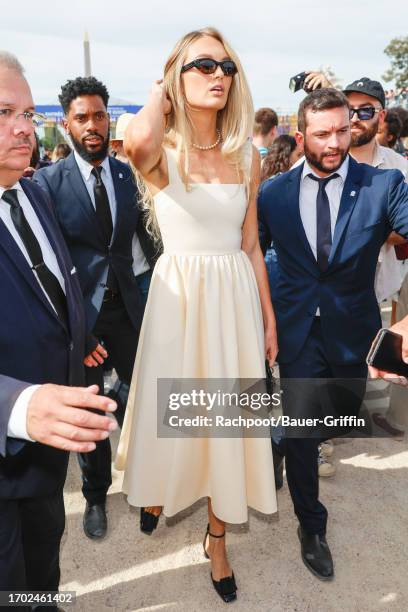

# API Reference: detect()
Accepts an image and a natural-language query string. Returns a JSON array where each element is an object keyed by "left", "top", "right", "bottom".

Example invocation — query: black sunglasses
[
  {"left": 181, "top": 58, "right": 238, "bottom": 76},
  {"left": 349, "top": 106, "right": 381, "bottom": 121}
]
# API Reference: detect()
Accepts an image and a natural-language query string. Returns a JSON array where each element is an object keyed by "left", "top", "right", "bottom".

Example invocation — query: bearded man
[
  {"left": 344, "top": 78, "right": 408, "bottom": 303},
  {"left": 258, "top": 88, "right": 408, "bottom": 581},
  {"left": 34, "top": 77, "right": 158, "bottom": 541}
]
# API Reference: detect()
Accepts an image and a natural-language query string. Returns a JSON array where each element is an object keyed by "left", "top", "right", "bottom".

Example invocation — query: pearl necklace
[{"left": 192, "top": 129, "right": 222, "bottom": 150}]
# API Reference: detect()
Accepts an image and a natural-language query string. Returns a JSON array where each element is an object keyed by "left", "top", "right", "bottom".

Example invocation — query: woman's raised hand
[{"left": 152, "top": 80, "right": 172, "bottom": 115}]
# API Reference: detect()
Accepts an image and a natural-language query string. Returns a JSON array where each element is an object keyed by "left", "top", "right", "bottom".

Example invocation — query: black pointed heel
[
  {"left": 140, "top": 507, "right": 162, "bottom": 535},
  {"left": 203, "top": 524, "right": 237, "bottom": 603}
]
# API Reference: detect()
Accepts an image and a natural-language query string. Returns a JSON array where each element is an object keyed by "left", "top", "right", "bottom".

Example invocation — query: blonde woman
[{"left": 116, "top": 27, "right": 278, "bottom": 603}]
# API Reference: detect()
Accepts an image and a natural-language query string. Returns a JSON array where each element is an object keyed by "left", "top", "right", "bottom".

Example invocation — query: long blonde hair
[{"left": 135, "top": 27, "right": 254, "bottom": 243}]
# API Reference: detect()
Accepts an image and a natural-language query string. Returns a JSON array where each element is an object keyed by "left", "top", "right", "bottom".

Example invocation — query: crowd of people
[
  {"left": 1, "top": 25, "right": 408, "bottom": 609},
  {"left": 385, "top": 87, "right": 408, "bottom": 110}
]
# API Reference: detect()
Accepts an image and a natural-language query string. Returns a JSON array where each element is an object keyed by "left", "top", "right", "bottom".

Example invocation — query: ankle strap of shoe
[{"left": 208, "top": 529, "right": 225, "bottom": 538}]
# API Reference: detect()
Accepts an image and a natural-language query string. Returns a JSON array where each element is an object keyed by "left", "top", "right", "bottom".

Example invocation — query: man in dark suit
[
  {"left": 0, "top": 52, "right": 117, "bottom": 605},
  {"left": 258, "top": 88, "right": 408, "bottom": 581},
  {"left": 34, "top": 77, "right": 158, "bottom": 540}
]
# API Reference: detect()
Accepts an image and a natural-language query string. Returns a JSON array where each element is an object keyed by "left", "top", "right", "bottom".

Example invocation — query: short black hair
[
  {"left": 384, "top": 109, "right": 403, "bottom": 147},
  {"left": 298, "top": 88, "right": 349, "bottom": 133},
  {"left": 58, "top": 76, "right": 109, "bottom": 115},
  {"left": 391, "top": 106, "right": 408, "bottom": 138}
]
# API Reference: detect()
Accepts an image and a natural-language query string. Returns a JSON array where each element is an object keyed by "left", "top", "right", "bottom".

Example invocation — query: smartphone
[
  {"left": 289, "top": 72, "right": 307, "bottom": 93},
  {"left": 366, "top": 328, "right": 408, "bottom": 377}
]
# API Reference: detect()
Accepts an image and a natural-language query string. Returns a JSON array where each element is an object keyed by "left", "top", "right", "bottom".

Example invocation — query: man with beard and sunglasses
[
  {"left": 258, "top": 88, "right": 408, "bottom": 581},
  {"left": 344, "top": 78, "right": 408, "bottom": 437},
  {"left": 34, "top": 77, "right": 158, "bottom": 541},
  {"left": 344, "top": 78, "right": 408, "bottom": 305}
]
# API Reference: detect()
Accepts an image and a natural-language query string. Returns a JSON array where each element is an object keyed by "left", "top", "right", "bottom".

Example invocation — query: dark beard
[
  {"left": 304, "top": 141, "right": 349, "bottom": 174},
  {"left": 350, "top": 119, "right": 378, "bottom": 147},
  {"left": 70, "top": 130, "right": 110, "bottom": 163}
]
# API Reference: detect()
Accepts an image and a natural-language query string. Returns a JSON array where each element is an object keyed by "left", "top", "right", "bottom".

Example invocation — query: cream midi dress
[{"left": 115, "top": 145, "right": 277, "bottom": 524}]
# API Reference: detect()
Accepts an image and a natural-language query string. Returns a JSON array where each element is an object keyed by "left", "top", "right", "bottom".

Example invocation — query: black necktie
[
  {"left": 91, "top": 166, "right": 118, "bottom": 292},
  {"left": 91, "top": 166, "right": 113, "bottom": 244},
  {"left": 2, "top": 189, "right": 68, "bottom": 326},
  {"left": 307, "top": 173, "right": 339, "bottom": 271}
]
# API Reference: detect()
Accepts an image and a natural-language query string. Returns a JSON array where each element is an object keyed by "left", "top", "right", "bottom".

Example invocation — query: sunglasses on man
[
  {"left": 181, "top": 58, "right": 238, "bottom": 76},
  {"left": 349, "top": 106, "right": 382, "bottom": 121}
]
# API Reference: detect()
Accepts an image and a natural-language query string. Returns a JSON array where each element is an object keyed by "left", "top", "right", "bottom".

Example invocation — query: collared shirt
[
  {"left": 299, "top": 156, "right": 349, "bottom": 260},
  {"left": 372, "top": 142, "right": 408, "bottom": 178},
  {"left": 293, "top": 146, "right": 408, "bottom": 304},
  {"left": 370, "top": 143, "right": 408, "bottom": 303},
  {"left": 257, "top": 146, "right": 269, "bottom": 159},
  {"left": 74, "top": 150, "right": 117, "bottom": 225},
  {"left": 0, "top": 182, "right": 65, "bottom": 300},
  {"left": 74, "top": 151, "right": 149, "bottom": 276},
  {"left": 0, "top": 180, "right": 66, "bottom": 443}
]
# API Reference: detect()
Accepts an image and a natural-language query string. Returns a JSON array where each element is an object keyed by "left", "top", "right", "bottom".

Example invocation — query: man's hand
[
  {"left": 304, "top": 71, "right": 333, "bottom": 91},
  {"left": 386, "top": 231, "right": 407, "bottom": 246},
  {"left": 84, "top": 343, "right": 108, "bottom": 367},
  {"left": 27, "top": 384, "right": 118, "bottom": 452},
  {"left": 368, "top": 316, "right": 408, "bottom": 384}
]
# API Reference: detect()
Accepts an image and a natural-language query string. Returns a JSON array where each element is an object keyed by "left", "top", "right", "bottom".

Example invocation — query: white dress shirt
[
  {"left": 74, "top": 151, "right": 149, "bottom": 276},
  {"left": 299, "top": 156, "right": 349, "bottom": 260},
  {"left": 0, "top": 181, "right": 66, "bottom": 443},
  {"left": 299, "top": 157, "right": 349, "bottom": 316},
  {"left": 0, "top": 182, "right": 66, "bottom": 302}
]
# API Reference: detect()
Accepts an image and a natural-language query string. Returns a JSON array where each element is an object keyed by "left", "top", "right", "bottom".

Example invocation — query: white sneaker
[
  {"left": 318, "top": 446, "right": 336, "bottom": 477},
  {"left": 320, "top": 440, "right": 334, "bottom": 457}
]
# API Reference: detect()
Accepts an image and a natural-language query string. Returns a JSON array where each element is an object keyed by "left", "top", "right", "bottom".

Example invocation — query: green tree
[{"left": 383, "top": 36, "right": 408, "bottom": 89}]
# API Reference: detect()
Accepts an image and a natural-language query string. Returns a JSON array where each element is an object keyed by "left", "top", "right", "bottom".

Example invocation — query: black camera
[{"left": 289, "top": 72, "right": 308, "bottom": 93}]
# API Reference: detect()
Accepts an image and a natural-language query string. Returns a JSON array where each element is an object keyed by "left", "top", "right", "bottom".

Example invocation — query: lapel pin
[
  {"left": 350, "top": 190, "right": 356, "bottom": 197},
  {"left": 119, "top": 173, "right": 123, "bottom": 179}
]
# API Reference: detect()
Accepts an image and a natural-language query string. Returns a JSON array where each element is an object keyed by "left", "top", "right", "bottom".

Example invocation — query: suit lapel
[
  {"left": 21, "top": 179, "right": 70, "bottom": 278},
  {"left": 329, "top": 157, "right": 363, "bottom": 265},
  {"left": 0, "top": 215, "right": 60, "bottom": 324},
  {"left": 286, "top": 164, "right": 319, "bottom": 274},
  {"left": 18, "top": 179, "right": 71, "bottom": 327},
  {"left": 64, "top": 153, "right": 106, "bottom": 244},
  {"left": 109, "top": 158, "right": 137, "bottom": 244}
]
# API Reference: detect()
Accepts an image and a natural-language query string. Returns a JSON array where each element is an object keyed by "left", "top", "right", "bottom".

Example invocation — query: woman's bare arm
[
  {"left": 124, "top": 81, "right": 171, "bottom": 186},
  {"left": 242, "top": 146, "right": 278, "bottom": 365}
]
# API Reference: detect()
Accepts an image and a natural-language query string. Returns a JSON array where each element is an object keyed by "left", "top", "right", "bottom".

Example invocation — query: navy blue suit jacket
[
  {"left": 258, "top": 157, "right": 408, "bottom": 365},
  {"left": 0, "top": 178, "right": 86, "bottom": 499},
  {"left": 34, "top": 154, "right": 159, "bottom": 334}
]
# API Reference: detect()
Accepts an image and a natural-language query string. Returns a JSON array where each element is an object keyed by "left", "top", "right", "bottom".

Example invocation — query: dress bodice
[{"left": 153, "top": 146, "right": 249, "bottom": 255}]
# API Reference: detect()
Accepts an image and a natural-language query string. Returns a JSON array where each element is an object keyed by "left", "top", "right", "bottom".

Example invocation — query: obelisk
[{"left": 84, "top": 31, "right": 92, "bottom": 77}]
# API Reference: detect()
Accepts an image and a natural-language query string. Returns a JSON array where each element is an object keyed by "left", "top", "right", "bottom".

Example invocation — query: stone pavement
[{"left": 61, "top": 428, "right": 408, "bottom": 612}]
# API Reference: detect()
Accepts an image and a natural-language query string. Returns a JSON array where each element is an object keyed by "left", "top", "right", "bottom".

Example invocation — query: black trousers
[
  {"left": 0, "top": 489, "right": 65, "bottom": 611},
  {"left": 278, "top": 318, "right": 367, "bottom": 535},
  {"left": 78, "top": 292, "right": 140, "bottom": 505}
]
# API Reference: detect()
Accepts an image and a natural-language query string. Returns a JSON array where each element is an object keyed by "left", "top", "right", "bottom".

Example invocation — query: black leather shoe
[
  {"left": 140, "top": 507, "right": 161, "bottom": 535},
  {"left": 272, "top": 441, "right": 284, "bottom": 490},
  {"left": 297, "top": 526, "right": 334, "bottom": 580},
  {"left": 83, "top": 503, "right": 107, "bottom": 539}
]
